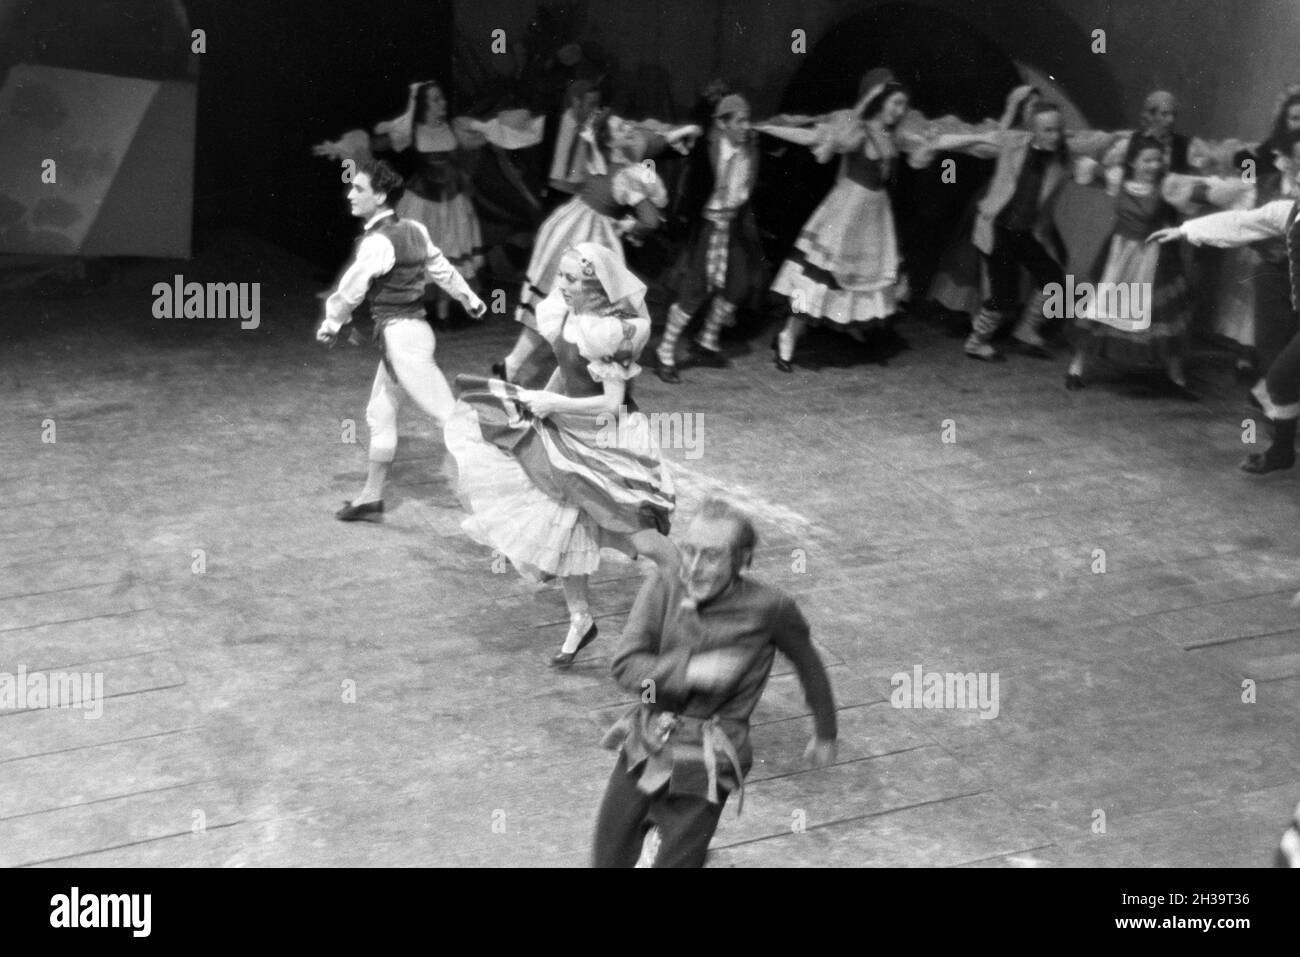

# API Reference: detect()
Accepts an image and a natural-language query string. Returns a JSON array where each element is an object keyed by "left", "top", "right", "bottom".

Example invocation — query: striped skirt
[
  {"left": 771, "top": 178, "right": 905, "bottom": 326},
  {"left": 515, "top": 197, "right": 624, "bottom": 329},
  {"left": 443, "top": 377, "right": 675, "bottom": 581}
]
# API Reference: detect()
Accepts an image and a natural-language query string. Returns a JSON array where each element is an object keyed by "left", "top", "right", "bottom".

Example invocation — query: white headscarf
[{"left": 569, "top": 242, "right": 646, "bottom": 312}]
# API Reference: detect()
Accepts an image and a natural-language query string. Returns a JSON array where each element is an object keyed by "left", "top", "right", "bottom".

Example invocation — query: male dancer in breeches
[{"left": 317, "top": 160, "right": 486, "bottom": 520}]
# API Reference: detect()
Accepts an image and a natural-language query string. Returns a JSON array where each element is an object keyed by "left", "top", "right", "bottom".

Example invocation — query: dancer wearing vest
[
  {"left": 924, "top": 85, "right": 1043, "bottom": 327},
  {"left": 1233, "top": 87, "right": 1300, "bottom": 381},
  {"left": 655, "top": 93, "right": 767, "bottom": 383},
  {"left": 927, "top": 101, "right": 1085, "bottom": 362},
  {"left": 313, "top": 81, "right": 543, "bottom": 320},
  {"left": 1150, "top": 130, "right": 1300, "bottom": 474},
  {"left": 316, "top": 160, "right": 487, "bottom": 520}
]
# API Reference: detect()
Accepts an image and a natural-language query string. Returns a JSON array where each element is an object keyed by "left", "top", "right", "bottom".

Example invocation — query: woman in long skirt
[
  {"left": 758, "top": 69, "right": 921, "bottom": 372},
  {"left": 494, "top": 113, "right": 700, "bottom": 382},
  {"left": 446, "top": 242, "right": 677, "bottom": 668},
  {"left": 313, "top": 80, "right": 543, "bottom": 318},
  {"left": 1067, "top": 135, "right": 1191, "bottom": 391}
]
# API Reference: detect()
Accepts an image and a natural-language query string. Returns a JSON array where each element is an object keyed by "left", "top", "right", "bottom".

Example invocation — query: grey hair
[{"left": 696, "top": 497, "right": 758, "bottom": 568}]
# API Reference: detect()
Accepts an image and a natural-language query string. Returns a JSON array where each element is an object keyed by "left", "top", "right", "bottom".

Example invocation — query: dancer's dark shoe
[
  {"left": 1241, "top": 446, "right": 1296, "bottom": 474},
  {"left": 656, "top": 362, "right": 681, "bottom": 384},
  {"left": 336, "top": 500, "right": 384, "bottom": 522},
  {"left": 689, "top": 343, "right": 730, "bottom": 368},
  {"left": 1242, "top": 418, "right": 1298, "bottom": 473},
  {"left": 1012, "top": 338, "right": 1054, "bottom": 359},
  {"left": 550, "top": 622, "right": 598, "bottom": 669},
  {"left": 771, "top": 337, "right": 792, "bottom": 373},
  {"left": 1065, "top": 373, "right": 1085, "bottom": 391}
]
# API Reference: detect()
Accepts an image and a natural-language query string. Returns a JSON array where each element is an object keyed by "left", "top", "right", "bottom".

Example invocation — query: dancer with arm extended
[
  {"left": 1228, "top": 87, "right": 1300, "bottom": 385},
  {"left": 314, "top": 80, "right": 543, "bottom": 319},
  {"left": 445, "top": 242, "right": 678, "bottom": 666},
  {"left": 1066, "top": 134, "right": 1192, "bottom": 392},
  {"left": 758, "top": 69, "right": 922, "bottom": 372},
  {"left": 655, "top": 93, "right": 766, "bottom": 383},
  {"left": 1149, "top": 130, "right": 1300, "bottom": 474},
  {"left": 315, "top": 160, "right": 486, "bottom": 521},
  {"left": 922, "top": 84, "right": 1041, "bottom": 326},
  {"left": 923, "top": 101, "right": 1122, "bottom": 362},
  {"left": 494, "top": 112, "right": 702, "bottom": 383}
]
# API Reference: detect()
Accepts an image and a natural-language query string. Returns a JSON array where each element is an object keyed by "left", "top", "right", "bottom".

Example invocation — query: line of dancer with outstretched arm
[{"left": 310, "top": 67, "right": 1300, "bottom": 866}]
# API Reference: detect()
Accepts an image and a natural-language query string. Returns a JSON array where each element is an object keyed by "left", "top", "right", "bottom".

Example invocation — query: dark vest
[{"left": 363, "top": 214, "right": 427, "bottom": 322}]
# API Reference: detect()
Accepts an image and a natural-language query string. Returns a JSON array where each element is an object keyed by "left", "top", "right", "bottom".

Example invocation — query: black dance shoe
[
  {"left": 771, "top": 337, "right": 792, "bottom": 373},
  {"left": 1012, "top": 338, "right": 1054, "bottom": 360},
  {"left": 689, "top": 343, "right": 730, "bottom": 368},
  {"left": 1065, "top": 373, "right": 1085, "bottom": 391},
  {"left": 336, "top": 500, "right": 384, "bottom": 522},
  {"left": 550, "top": 622, "right": 598, "bottom": 669},
  {"left": 1240, "top": 447, "right": 1296, "bottom": 474},
  {"left": 656, "top": 362, "right": 681, "bottom": 384},
  {"left": 491, "top": 360, "right": 509, "bottom": 382}
]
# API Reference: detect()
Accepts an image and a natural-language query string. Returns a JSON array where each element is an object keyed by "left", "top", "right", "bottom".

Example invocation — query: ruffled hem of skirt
[{"left": 444, "top": 402, "right": 638, "bottom": 581}]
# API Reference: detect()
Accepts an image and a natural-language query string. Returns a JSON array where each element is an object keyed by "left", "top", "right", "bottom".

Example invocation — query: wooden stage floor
[{"left": 3, "top": 239, "right": 1298, "bottom": 867}]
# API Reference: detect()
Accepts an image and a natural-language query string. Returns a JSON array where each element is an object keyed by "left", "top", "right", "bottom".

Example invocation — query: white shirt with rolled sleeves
[{"left": 319, "top": 209, "right": 484, "bottom": 336}]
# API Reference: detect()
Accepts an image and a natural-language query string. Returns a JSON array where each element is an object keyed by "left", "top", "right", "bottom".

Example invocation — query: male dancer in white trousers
[{"left": 316, "top": 159, "right": 486, "bottom": 520}]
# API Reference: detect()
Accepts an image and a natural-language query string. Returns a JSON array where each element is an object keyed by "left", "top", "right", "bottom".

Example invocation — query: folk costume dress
[
  {"left": 445, "top": 248, "right": 675, "bottom": 581},
  {"left": 1098, "top": 128, "right": 1259, "bottom": 349},
  {"left": 1075, "top": 178, "right": 1190, "bottom": 353},
  {"left": 513, "top": 124, "right": 671, "bottom": 329},
  {"left": 762, "top": 115, "right": 908, "bottom": 328},
  {"left": 319, "top": 83, "right": 544, "bottom": 281}
]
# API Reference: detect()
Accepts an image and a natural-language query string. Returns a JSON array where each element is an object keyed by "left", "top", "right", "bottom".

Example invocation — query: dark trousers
[
  {"left": 982, "top": 226, "right": 1065, "bottom": 313},
  {"left": 1254, "top": 260, "right": 1299, "bottom": 374},
  {"left": 592, "top": 752, "right": 727, "bottom": 868},
  {"left": 1266, "top": 326, "right": 1300, "bottom": 409}
]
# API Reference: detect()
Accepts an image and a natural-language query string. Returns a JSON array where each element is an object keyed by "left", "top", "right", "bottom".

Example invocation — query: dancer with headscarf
[
  {"left": 446, "top": 242, "right": 678, "bottom": 667},
  {"left": 493, "top": 112, "right": 702, "bottom": 383},
  {"left": 759, "top": 68, "right": 927, "bottom": 372}
]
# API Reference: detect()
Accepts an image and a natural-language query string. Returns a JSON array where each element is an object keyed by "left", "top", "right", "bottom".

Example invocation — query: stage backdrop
[{"left": 0, "top": 64, "right": 196, "bottom": 259}]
